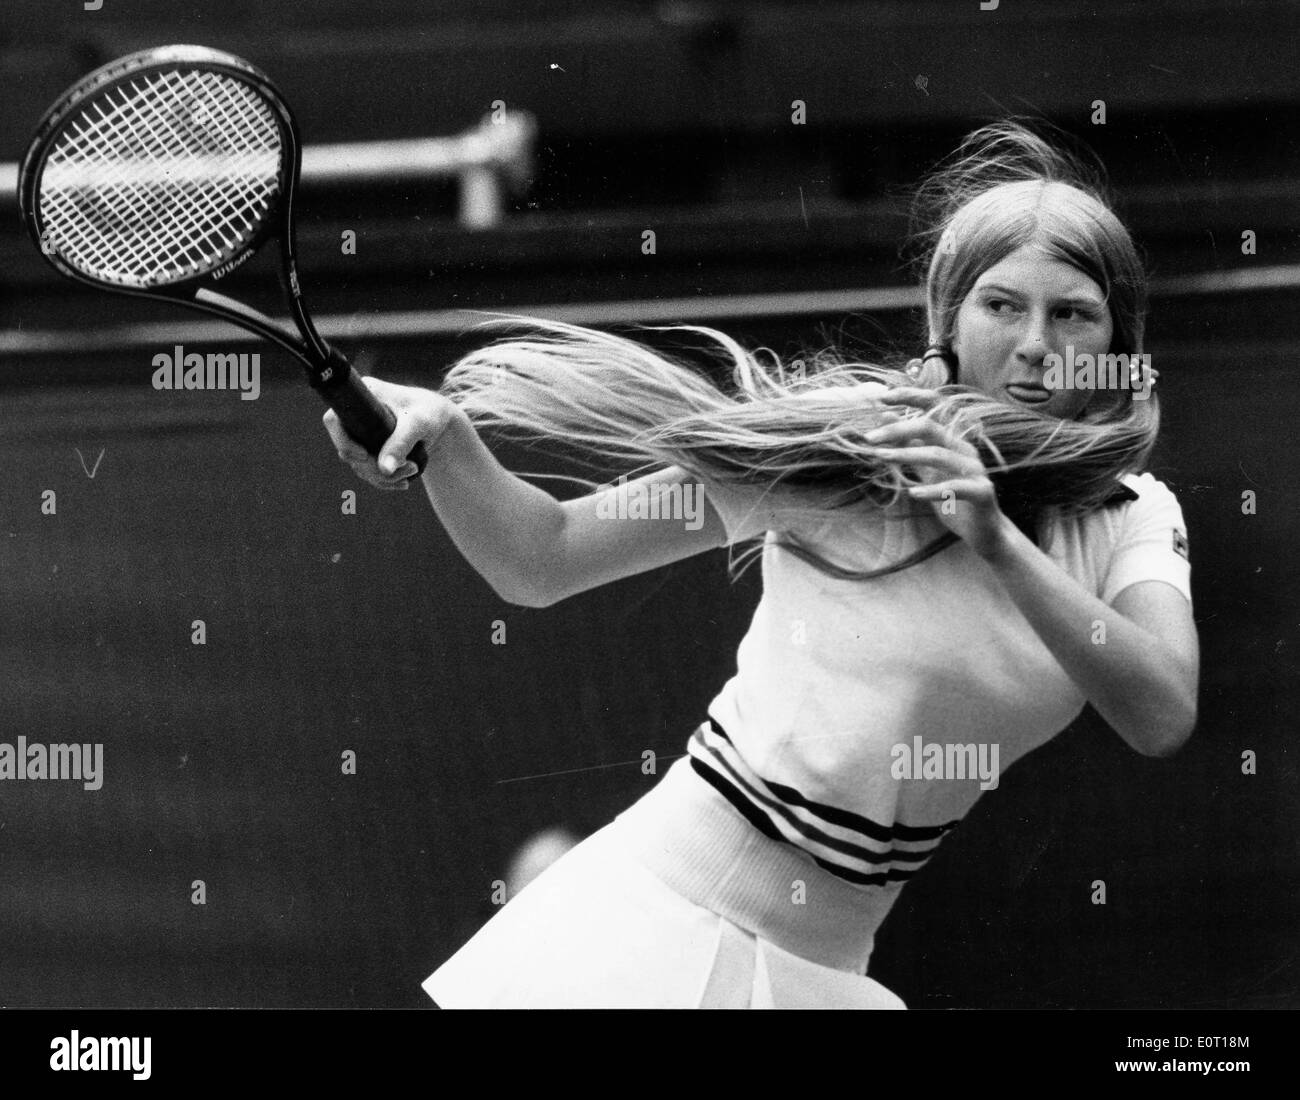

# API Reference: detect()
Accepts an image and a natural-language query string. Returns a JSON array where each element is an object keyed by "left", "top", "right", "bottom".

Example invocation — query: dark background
[{"left": 0, "top": 0, "right": 1297, "bottom": 1009}]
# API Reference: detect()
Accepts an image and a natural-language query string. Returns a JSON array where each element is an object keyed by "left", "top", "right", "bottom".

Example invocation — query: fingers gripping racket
[{"left": 18, "top": 44, "right": 426, "bottom": 475}]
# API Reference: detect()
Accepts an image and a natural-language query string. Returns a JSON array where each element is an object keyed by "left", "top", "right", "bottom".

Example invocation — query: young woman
[{"left": 325, "top": 120, "right": 1198, "bottom": 1008}]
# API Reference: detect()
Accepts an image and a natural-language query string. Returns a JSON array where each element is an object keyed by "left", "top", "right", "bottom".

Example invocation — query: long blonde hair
[{"left": 439, "top": 120, "right": 1159, "bottom": 581}]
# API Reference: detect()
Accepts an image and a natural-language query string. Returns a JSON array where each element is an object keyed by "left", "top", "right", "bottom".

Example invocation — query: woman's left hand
[{"left": 868, "top": 386, "right": 1010, "bottom": 559}]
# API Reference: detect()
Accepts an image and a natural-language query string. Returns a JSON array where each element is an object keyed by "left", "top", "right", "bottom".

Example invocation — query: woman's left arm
[
  {"left": 867, "top": 389, "right": 1199, "bottom": 757},
  {"left": 972, "top": 522, "right": 1198, "bottom": 757}
]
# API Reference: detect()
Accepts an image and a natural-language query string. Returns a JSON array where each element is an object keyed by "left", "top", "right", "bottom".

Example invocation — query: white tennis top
[{"left": 693, "top": 468, "right": 1193, "bottom": 889}]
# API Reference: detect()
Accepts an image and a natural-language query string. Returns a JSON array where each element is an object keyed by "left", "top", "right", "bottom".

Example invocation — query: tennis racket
[{"left": 17, "top": 43, "right": 426, "bottom": 476}]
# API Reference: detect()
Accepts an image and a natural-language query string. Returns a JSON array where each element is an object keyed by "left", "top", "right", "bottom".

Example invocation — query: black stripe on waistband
[
  {"left": 689, "top": 756, "right": 786, "bottom": 846},
  {"left": 691, "top": 756, "right": 927, "bottom": 889},
  {"left": 694, "top": 737, "right": 929, "bottom": 866},
  {"left": 704, "top": 714, "right": 962, "bottom": 843}
]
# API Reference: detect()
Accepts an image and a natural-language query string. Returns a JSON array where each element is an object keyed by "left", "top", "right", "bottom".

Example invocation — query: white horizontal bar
[
  {"left": 1, "top": 265, "right": 1296, "bottom": 359},
  {"left": 0, "top": 112, "right": 535, "bottom": 204},
  {"left": 302, "top": 114, "right": 534, "bottom": 184}
]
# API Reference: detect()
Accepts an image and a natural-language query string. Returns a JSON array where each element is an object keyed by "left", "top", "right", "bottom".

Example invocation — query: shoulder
[
  {"left": 1041, "top": 471, "right": 1192, "bottom": 605},
  {"left": 1117, "top": 471, "right": 1184, "bottom": 508},
  {"left": 1091, "top": 472, "right": 1193, "bottom": 605},
  {"left": 1107, "top": 472, "right": 1191, "bottom": 541},
  {"left": 1077, "top": 471, "right": 1190, "bottom": 542},
  {"left": 1054, "top": 472, "right": 1185, "bottom": 543}
]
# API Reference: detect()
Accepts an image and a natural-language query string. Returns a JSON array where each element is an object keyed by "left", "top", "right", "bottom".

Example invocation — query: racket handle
[{"left": 313, "top": 349, "right": 428, "bottom": 476}]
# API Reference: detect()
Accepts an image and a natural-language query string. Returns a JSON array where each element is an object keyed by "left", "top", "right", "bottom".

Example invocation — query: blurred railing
[
  {"left": 0, "top": 109, "right": 536, "bottom": 230},
  {"left": 5, "top": 264, "right": 1298, "bottom": 358}
]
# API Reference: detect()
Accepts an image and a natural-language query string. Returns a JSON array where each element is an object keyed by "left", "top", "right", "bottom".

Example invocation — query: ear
[
  {"left": 916, "top": 346, "right": 956, "bottom": 387},
  {"left": 914, "top": 360, "right": 949, "bottom": 388}
]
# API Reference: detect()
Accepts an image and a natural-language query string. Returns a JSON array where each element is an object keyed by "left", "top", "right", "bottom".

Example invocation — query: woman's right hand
[{"left": 323, "top": 376, "right": 464, "bottom": 491}]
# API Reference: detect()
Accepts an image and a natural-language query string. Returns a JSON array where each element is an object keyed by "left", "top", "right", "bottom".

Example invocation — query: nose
[{"left": 1013, "top": 311, "right": 1053, "bottom": 368}]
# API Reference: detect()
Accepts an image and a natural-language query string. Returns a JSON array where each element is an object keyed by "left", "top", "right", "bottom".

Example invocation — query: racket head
[{"left": 18, "top": 44, "right": 300, "bottom": 292}]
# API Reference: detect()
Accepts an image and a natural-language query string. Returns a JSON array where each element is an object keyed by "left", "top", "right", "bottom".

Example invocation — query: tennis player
[{"left": 325, "top": 120, "right": 1198, "bottom": 1008}]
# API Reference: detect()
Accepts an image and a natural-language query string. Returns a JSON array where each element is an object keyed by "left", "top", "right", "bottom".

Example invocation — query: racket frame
[{"left": 18, "top": 44, "right": 425, "bottom": 471}]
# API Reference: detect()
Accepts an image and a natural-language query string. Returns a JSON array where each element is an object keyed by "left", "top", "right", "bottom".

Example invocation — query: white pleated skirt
[{"left": 424, "top": 757, "right": 907, "bottom": 1009}]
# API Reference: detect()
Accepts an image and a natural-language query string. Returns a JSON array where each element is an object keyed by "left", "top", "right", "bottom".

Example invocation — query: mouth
[{"left": 1005, "top": 383, "right": 1051, "bottom": 406}]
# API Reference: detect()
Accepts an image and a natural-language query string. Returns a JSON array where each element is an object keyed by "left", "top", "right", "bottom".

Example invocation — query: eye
[
  {"left": 1057, "top": 306, "right": 1101, "bottom": 322},
  {"left": 985, "top": 297, "right": 1013, "bottom": 314}
]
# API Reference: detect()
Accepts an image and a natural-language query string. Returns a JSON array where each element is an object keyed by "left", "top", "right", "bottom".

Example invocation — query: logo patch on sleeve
[{"left": 1172, "top": 528, "right": 1189, "bottom": 560}]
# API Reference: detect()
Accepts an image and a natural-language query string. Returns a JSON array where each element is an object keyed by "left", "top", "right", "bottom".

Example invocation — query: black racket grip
[{"left": 312, "top": 349, "right": 428, "bottom": 476}]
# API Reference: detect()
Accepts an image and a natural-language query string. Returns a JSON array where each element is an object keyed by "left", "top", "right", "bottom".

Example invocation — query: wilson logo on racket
[
  {"left": 18, "top": 43, "right": 426, "bottom": 477},
  {"left": 210, "top": 249, "right": 258, "bottom": 281}
]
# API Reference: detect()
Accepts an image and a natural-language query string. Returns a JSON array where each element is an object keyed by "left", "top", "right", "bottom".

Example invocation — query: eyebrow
[{"left": 978, "top": 283, "right": 1105, "bottom": 308}]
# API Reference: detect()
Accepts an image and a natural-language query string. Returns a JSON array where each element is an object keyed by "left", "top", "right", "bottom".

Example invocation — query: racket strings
[
  {"left": 50, "top": 71, "right": 278, "bottom": 279},
  {"left": 39, "top": 68, "right": 282, "bottom": 286},
  {"left": 45, "top": 79, "right": 271, "bottom": 281},
  {"left": 113, "top": 75, "right": 271, "bottom": 267},
  {"left": 49, "top": 70, "right": 277, "bottom": 273}
]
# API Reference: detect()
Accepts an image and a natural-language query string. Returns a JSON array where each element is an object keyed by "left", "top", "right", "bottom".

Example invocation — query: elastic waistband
[{"left": 608, "top": 756, "right": 904, "bottom": 973}]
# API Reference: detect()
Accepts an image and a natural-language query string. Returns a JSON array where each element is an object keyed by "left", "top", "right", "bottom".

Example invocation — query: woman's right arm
[{"left": 324, "top": 377, "right": 731, "bottom": 608}]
